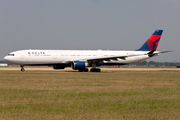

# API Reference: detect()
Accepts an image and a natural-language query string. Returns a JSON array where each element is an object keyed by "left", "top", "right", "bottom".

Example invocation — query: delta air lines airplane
[{"left": 4, "top": 30, "right": 171, "bottom": 72}]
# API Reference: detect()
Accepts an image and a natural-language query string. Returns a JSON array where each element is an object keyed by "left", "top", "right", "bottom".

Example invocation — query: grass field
[{"left": 0, "top": 68, "right": 180, "bottom": 119}]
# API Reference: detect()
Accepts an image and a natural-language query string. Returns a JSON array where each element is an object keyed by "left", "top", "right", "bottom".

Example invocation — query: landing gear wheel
[
  {"left": 21, "top": 68, "right": 25, "bottom": 72},
  {"left": 84, "top": 68, "right": 89, "bottom": 72},
  {"left": 90, "top": 68, "right": 96, "bottom": 72},
  {"left": 20, "top": 65, "right": 25, "bottom": 72},
  {"left": 79, "top": 69, "right": 84, "bottom": 72},
  {"left": 90, "top": 68, "right": 101, "bottom": 72},
  {"left": 79, "top": 68, "right": 89, "bottom": 72},
  {"left": 96, "top": 68, "right": 101, "bottom": 72}
]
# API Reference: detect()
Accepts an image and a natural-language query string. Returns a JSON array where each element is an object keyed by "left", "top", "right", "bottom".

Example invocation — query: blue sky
[{"left": 0, "top": 0, "right": 180, "bottom": 62}]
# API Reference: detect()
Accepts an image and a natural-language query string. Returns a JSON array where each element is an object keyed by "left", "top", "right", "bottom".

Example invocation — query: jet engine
[{"left": 71, "top": 61, "right": 89, "bottom": 70}]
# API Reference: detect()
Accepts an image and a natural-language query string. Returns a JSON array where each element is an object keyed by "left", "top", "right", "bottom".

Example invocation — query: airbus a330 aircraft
[{"left": 4, "top": 30, "right": 171, "bottom": 72}]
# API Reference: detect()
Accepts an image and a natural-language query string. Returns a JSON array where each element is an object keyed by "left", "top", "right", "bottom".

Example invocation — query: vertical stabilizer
[{"left": 137, "top": 30, "right": 163, "bottom": 51}]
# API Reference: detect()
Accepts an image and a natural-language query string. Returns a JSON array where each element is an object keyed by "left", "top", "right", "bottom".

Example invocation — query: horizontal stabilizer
[{"left": 146, "top": 50, "right": 173, "bottom": 57}]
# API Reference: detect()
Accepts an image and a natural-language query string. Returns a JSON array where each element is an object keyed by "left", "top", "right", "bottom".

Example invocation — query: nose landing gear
[{"left": 20, "top": 65, "right": 25, "bottom": 72}]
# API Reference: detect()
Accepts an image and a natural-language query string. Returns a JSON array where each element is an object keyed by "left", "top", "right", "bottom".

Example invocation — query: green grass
[{"left": 0, "top": 70, "right": 180, "bottom": 119}]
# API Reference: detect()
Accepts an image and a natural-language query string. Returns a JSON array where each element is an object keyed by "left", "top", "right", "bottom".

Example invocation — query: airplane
[{"left": 4, "top": 29, "right": 171, "bottom": 72}]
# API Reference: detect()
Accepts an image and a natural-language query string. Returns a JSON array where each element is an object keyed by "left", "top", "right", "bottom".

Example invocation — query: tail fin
[{"left": 136, "top": 30, "right": 163, "bottom": 51}]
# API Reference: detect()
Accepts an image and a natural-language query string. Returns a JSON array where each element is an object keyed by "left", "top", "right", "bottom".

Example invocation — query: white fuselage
[
  {"left": 4, "top": 49, "right": 152, "bottom": 66},
  {"left": 3, "top": 29, "right": 169, "bottom": 72}
]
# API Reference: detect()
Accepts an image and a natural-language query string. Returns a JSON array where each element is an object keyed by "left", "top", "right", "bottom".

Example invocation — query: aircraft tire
[
  {"left": 90, "top": 68, "right": 101, "bottom": 72},
  {"left": 90, "top": 68, "right": 96, "bottom": 72},
  {"left": 79, "top": 69, "right": 84, "bottom": 72},
  {"left": 96, "top": 68, "right": 101, "bottom": 72},
  {"left": 84, "top": 68, "right": 89, "bottom": 72}
]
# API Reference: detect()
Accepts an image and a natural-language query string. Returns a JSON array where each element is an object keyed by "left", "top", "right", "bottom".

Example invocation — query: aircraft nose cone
[
  {"left": 4, "top": 56, "right": 11, "bottom": 63},
  {"left": 4, "top": 56, "right": 8, "bottom": 61}
]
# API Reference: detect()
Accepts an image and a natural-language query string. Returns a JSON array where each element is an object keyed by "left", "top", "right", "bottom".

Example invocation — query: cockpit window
[{"left": 8, "top": 54, "right": 15, "bottom": 56}]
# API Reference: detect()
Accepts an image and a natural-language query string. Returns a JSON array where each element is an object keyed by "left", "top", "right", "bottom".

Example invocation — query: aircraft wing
[
  {"left": 87, "top": 50, "right": 173, "bottom": 62},
  {"left": 65, "top": 50, "right": 172, "bottom": 63},
  {"left": 64, "top": 54, "right": 144, "bottom": 63},
  {"left": 86, "top": 54, "right": 145, "bottom": 63}
]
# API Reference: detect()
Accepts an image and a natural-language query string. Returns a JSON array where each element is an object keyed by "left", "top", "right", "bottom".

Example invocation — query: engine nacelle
[
  {"left": 53, "top": 65, "right": 65, "bottom": 69},
  {"left": 71, "top": 61, "right": 88, "bottom": 70}
]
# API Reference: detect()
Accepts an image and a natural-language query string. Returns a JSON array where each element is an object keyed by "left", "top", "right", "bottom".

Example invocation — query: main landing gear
[
  {"left": 78, "top": 68, "right": 101, "bottom": 72},
  {"left": 78, "top": 68, "right": 89, "bottom": 72},
  {"left": 90, "top": 68, "right": 101, "bottom": 72},
  {"left": 20, "top": 65, "right": 25, "bottom": 72}
]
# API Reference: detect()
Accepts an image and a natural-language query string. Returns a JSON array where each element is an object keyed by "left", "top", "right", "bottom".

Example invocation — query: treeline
[
  {"left": 0, "top": 60, "right": 7, "bottom": 63},
  {"left": 134, "top": 61, "right": 179, "bottom": 67}
]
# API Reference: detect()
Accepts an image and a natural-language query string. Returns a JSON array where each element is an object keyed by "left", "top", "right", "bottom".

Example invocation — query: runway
[{"left": 0, "top": 67, "right": 179, "bottom": 71}]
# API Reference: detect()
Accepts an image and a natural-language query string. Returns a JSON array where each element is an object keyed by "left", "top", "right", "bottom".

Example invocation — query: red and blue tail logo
[{"left": 137, "top": 30, "right": 163, "bottom": 51}]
